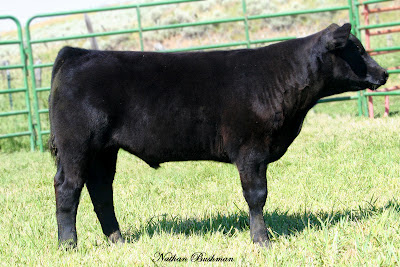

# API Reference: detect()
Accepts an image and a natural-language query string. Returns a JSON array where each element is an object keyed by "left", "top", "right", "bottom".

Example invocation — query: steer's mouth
[
  {"left": 369, "top": 83, "right": 382, "bottom": 90},
  {"left": 367, "top": 70, "right": 389, "bottom": 90},
  {"left": 353, "top": 80, "right": 386, "bottom": 91}
]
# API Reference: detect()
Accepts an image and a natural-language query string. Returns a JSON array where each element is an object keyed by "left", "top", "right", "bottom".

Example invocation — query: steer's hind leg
[
  {"left": 236, "top": 152, "right": 270, "bottom": 247},
  {"left": 86, "top": 148, "right": 124, "bottom": 244},
  {"left": 54, "top": 160, "right": 86, "bottom": 249}
]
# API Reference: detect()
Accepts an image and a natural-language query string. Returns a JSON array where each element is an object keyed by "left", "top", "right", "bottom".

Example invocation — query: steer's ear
[{"left": 324, "top": 23, "right": 352, "bottom": 51}]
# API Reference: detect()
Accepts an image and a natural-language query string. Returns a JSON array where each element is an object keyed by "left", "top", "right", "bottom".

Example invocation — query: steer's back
[{"left": 49, "top": 47, "right": 252, "bottom": 166}]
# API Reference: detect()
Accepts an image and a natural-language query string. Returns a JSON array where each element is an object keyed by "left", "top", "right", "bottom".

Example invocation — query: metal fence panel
[
  {"left": 0, "top": 16, "right": 35, "bottom": 151},
  {"left": 2, "top": 0, "right": 398, "bottom": 150},
  {"left": 25, "top": 0, "right": 206, "bottom": 151},
  {"left": 354, "top": 0, "right": 400, "bottom": 117},
  {"left": 24, "top": 0, "right": 356, "bottom": 151}
]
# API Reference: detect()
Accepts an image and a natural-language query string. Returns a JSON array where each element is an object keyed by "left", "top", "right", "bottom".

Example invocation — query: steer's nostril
[{"left": 384, "top": 70, "right": 389, "bottom": 80}]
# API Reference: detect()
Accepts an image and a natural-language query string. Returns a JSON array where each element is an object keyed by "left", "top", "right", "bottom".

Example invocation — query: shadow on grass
[{"left": 123, "top": 198, "right": 400, "bottom": 242}]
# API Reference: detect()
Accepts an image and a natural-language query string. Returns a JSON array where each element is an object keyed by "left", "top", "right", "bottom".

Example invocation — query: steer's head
[{"left": 318, "top": 23, "right": 388, "bottom": 96}]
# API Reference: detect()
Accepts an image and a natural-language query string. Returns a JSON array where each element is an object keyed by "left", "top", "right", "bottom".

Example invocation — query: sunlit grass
[{"left": 0, "top": 113, "right": 399, "bottom": 265}]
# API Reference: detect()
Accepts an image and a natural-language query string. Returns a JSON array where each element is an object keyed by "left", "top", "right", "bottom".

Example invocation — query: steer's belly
[{"left": 112, "top": 110, "right": 230, "bottom": 166}]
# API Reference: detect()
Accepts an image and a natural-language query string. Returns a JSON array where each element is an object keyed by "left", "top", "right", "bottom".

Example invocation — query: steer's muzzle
[
  {"left": 370, "top": 68, "right": 388, "bottom": 90},
  {"left": 380, "top": 70, "right": 389, "bottom": 85}
]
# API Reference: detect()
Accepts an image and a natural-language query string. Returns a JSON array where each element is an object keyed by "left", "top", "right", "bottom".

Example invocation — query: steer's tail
[
  {"left": 48, "top": 133, "right": 59, "bottom": 165},
  {"left": 49, "top": 46, "right": 87, "bottom": 164},
  {"left": 49, "top": 48, "right": 68, "bottom": 165}
]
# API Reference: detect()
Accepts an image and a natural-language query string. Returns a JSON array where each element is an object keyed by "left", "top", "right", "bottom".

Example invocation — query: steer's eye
[{"left": 356, "top": 44, "right": 364, "bottom": 54}]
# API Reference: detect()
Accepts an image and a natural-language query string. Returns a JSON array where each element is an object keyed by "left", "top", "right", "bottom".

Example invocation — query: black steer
[{"left": 49, "top": 23, "right": 387, "bottom": 248}]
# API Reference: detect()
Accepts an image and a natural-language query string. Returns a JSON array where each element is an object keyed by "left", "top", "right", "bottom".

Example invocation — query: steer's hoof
[
  {"left": 58, "top": 239, "right": 77, "bottom": 250},
  {"left": 254, "top": 239, "right": 271, "bottom": 248},
  {"left": 252, "top": 234, "right": 271, "bottom": 248},
  {"left": 109, "top": 230, "right": 125, "bottom": 244}
]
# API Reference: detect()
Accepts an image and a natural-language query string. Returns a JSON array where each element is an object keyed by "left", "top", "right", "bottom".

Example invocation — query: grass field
[{"left": 1, "top": 112, "right": 399, "bottom": 266}]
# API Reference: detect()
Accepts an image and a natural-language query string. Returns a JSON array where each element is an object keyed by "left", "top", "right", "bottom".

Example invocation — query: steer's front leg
[{"left": 236, "top": 153, "right": 269, "bottom": 247}]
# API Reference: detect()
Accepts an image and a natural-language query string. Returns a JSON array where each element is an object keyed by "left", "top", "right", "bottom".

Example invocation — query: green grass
[{"left": 1, "top": 113, "right": 400, "bottom": 265}]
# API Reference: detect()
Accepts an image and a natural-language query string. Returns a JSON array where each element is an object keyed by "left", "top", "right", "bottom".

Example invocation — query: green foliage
[{"left": 1, "top": 113, "right": 400, "bottom": 265}]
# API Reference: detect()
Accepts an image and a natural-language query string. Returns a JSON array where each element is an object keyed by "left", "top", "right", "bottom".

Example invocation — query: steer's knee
[{"left": 243, "top": 188, "right": 268, "bottom": 210}]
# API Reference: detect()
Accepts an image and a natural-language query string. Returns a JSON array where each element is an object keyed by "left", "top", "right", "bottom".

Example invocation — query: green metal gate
[
  {"left": 0, "top": 16, "right": 35, "bottom": 150},
  {"left": 0, "top": 0, "right": 398, "bottom": 151},
  {"left": 353, "top": 0, "right": 400, "bottom": 117},
  {"left": 25, "top": 0, "right": 206, "bottom": 152},
  {"left": 25, "top": 0, "right": 357, "bottom": 151}
]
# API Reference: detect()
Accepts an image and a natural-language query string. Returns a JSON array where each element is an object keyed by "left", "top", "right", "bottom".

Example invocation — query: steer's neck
[{"left": 261, "top": 40, "right": 324, "bottom": 119}]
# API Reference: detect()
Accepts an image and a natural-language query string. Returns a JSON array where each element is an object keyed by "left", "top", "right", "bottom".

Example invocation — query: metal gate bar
[{"left": 0, "top": 16, "right": 35, "bottom": 150}]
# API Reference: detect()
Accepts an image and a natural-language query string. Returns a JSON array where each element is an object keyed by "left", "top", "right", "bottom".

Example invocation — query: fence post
[
  {"left": 351, "top": 0, "right": 369, "bottom": 116},
  {"left": 25, "top": 17, "right": 44, "bottom": 151},
  {"left": 6, "top": 66, "right": 13, "bottom": 109},
  {"left": 2, "top": 61, "right": 13, "bottom": 109},
  {"left": 34, "top": 59, "right": 42, "bottom": 88},
  {"left": 348, "top": 0, "right": 355, "bottom": 33},
  {"left": 136, "top": 6, "right": 144, "bottom": 51},
  {"left": 348, "top": 0, "right": 366, "bottom": 116},
  {"left": 84, "top": 14, "right": 99, "bottom": 50},
  {"left": 241, "top": 0, "right": 251, "bottom": 48}
]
